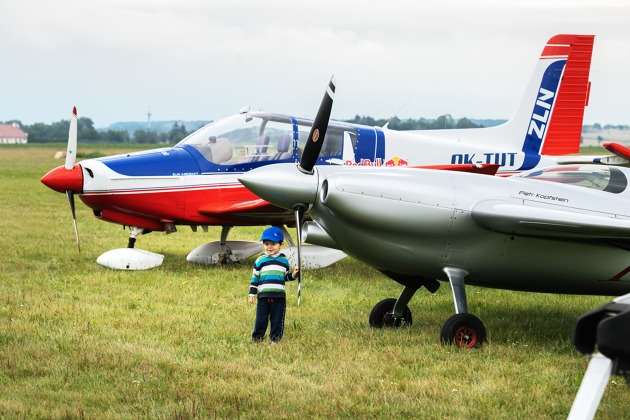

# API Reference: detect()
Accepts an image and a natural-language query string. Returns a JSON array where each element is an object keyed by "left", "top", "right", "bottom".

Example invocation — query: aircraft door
[{"left": 346, "top": 127, "right": 384, "bottom": 166}]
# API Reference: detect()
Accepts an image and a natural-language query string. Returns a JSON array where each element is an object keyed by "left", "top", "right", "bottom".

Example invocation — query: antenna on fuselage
[{"left": 383, "top": 92, "right": 416, "bottom": 129}]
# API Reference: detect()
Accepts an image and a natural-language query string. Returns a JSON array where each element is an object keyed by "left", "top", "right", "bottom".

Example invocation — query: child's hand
[
  {"left": 248, "top": 296, "right": 255, "bottom": 305},
  {"left": 293, "top": 266, "right": 300, "bottom": 277}
]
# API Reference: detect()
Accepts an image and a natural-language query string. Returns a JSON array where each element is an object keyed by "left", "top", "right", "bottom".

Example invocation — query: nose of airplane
[
  {"left": 41, "top": 164, "right": 84, "bottom": 194},
  {"left": 238, "top": 163, "right": 320, "bottom": 210}
]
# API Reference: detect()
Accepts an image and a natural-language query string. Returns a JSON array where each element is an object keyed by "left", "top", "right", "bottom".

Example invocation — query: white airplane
[
  {"left": 42, "top": 34, "right": 618, "bottom": 270},
  {"left": 239, "top": 75, "right": 630, "bottom": 348}
]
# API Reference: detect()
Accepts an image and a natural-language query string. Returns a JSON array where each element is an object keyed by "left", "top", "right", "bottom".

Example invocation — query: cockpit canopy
[
  {"left": 175, "top": 111, "right": 348, "bottom": 170},
  {"left": 514, "top": 164, "right": 628, "bottom": 194}
]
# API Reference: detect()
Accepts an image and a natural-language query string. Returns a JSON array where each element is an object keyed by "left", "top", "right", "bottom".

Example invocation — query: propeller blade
[
  {"left": 298, "top": 76, "right": 336, "bottom": 174},
  {"left": 67, "top": 190, "right": 81, "bottom": 252},
  {"left": 65, "top": 107, "right": 78, "bottom": 170},
  {"left": 294, "top": 204, "right": 306, "bottom": 306}
]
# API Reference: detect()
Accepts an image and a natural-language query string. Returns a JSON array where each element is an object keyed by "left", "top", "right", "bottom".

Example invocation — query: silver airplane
[{"left": 239, "top": 80, "right": 630, "bottom": 348}]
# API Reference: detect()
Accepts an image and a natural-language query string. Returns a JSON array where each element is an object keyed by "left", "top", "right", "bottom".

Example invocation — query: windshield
[
  {"left": 176, "top": 113, "right": 294, "bottom": 165},
  {"left": 514, "top": 164, "right": 628, "bottom": 193},
  {"left": 176, "top": 111, "right": 350, "bottom": 169}
]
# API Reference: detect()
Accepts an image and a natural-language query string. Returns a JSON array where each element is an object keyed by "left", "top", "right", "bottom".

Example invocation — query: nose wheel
[
  {"left": 369, "top": 298, "right": 413, "bottom": 328},
  {"left": 440, "top": 313, "right": 487, "bottom": 348}
]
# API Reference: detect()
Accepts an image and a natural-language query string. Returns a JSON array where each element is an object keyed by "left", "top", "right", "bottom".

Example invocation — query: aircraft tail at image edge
[{"left": 540, "top": 34, "right": 594, "bottom": 155}]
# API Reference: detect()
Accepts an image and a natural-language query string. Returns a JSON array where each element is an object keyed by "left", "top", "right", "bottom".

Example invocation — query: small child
[{"left": 248, "top": 226, "right": 300, "bottom": 343}]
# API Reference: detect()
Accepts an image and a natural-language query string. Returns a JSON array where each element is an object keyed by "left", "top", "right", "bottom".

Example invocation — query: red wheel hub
[{"left": 454, "top": 326, "right": 478, "bottom": 348}]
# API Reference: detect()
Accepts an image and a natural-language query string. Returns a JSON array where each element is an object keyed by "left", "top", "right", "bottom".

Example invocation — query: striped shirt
[{"left": 249, "top": 252, "right": 296, "bottom": 299}]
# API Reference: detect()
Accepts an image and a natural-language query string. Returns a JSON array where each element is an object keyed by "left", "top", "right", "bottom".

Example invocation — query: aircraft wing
[
  {"left": 198, "top": 198, "right": 279, "bottom": 216},
  {"left": 471, "top": 199, "right": 630, "bottom": 239}
]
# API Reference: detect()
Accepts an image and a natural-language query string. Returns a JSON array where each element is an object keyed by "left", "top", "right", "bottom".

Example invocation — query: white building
[{"left": 0, "top": 123, "right": 28, "bottom": 144}]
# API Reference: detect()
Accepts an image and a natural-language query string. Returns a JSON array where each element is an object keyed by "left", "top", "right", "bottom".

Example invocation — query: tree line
[
  {"left": 4, "top": 114, "right": 629, "bottom": 144},
  {"left": 2, "top": 117, "right": 190, "bottom": 144},
  {"left": 345, "top": 114, "right": 483, "bottom": 130}
]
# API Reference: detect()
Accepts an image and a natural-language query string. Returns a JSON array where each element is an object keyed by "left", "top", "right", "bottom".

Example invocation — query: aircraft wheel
[
  {"left": 369, "top": 298, "right": 412, "bottom": 328},
  {"left": 440, "top": 313, "right": 487, "bottom": 348}
]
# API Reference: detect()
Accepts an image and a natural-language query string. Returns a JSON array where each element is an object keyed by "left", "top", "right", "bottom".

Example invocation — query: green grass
[{"left": 1, "top": 145, "right": 630, "bottom": 418}]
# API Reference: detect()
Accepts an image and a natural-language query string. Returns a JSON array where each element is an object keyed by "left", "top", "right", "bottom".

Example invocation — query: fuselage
[
  {"left": 298, "top": 164, "right": 630, "bottom": 296},
  {"left": 41, "top": 110, "right": 586, "bottom": 232}
]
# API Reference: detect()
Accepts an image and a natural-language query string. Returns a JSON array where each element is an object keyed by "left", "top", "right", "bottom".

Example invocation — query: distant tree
[
  {"left": 433, "top": 114, "right": 454, "bottom": 129},
  {"left": 455, "top": 117, "right": 480, "bottom": 129},
  {"left": 100, "top": 130, "right": 130, "bottom": 143},
  {"left": 48, "top": 120, "right": 72, "bottom": 142},
  {"left": 25, "top": 123, "right": 49, "bottom": 142},
  {"left": 167, "top": 122, "right": 188, "bottom": 144},
  {"left": 593, "top": 122, "right": 601, "bottom": 130},
  {"left": 386, "top": 116, "right": 402, "bottom": 129},
  {"left": 77, "top": 117, "right": 99, "bottom": 142},
  {"left": 343, "top": 114, "right": 481, "bottom": 130},
  {"left": 1, "top": 119, "right": 23, "bottom": 126},
  {"left": 133, "top": 129, "right": 160, "bottom": 144}
]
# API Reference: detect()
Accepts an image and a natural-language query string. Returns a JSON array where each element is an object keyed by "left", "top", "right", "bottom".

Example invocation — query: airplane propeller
[
  {"left": 298, "top": 77, "right": 336, "bottom": 174},
  {"left": 65, "top": 107, "right": 81, "bottom": 251},
  {"left": 65, "top": 107, "right": 78, "bottom": 169},
  {"left": 293, "top": 76, "right": 335, "bottom": 305}
]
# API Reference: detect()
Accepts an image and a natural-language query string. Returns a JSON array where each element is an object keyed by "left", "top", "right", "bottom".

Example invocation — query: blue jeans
[{"left": 253, "top": 297, "right": 286, "bottom": 342}]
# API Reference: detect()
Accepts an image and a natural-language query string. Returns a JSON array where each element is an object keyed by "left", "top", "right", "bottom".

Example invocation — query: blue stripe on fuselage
[
  {"left": 517, "top": 59, "right": 566, "bottom": 171},
  {"left": 98, "top": 147, "right": 201, "bottom": 176}
]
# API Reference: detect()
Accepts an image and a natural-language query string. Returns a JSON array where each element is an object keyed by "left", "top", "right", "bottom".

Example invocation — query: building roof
[{"left": 0, "top": 124, "right": 27, "bottom": 138}]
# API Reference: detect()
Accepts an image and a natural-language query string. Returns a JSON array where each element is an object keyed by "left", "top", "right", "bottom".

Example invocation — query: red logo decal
[{"left": 313, "top": 129, "right": 320, "bottom": 143}]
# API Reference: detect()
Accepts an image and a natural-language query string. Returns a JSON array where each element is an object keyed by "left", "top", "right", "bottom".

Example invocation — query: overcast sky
[{"left": 1, "top": 0, "right": 629, "bottom": 128}]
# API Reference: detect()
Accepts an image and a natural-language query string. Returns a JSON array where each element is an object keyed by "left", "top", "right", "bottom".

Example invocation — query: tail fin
[
  {"left": 538, "top": 35, "right": 594, "bottom": 155},
  {"left": 516, "top": 34, "right": 594, "bottom": 156},
  {"left": 404, "top": 34, "right": 594, "bottom": 165}
]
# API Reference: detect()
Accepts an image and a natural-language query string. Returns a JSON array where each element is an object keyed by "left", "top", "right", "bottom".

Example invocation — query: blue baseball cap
[{"left": 260, "top": 226, "right": 284, "bottom": 243}]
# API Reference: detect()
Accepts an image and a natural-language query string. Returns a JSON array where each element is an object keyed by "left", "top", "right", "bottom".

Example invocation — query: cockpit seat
[
  {"left": 207, "top": 137, "right": 233, "bottom": 164},
  {"left": 271, "top": 134, "right": 293, "bottom": 161},
  {"left": 249, "top": 135, "right": 270, "bottom": 162}
]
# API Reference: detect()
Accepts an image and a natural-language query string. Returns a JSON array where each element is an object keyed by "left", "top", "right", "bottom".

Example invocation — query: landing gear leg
[
  {"left": 369, "top": 286, "right": 417, "bottom": 328},
  {"left": 127, "top": 226, "right": 144, "bottom": 249},
  {"left": 440, "top": 267, "right": 487, "bottom": 348},
  {"left": 218, "top": 225, "right": 234, "bottom": 264}
]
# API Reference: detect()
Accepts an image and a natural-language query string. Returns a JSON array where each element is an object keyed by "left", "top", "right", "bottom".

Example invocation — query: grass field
[{"left": 1, "top": 144, "right": 630, "bottom": 418}]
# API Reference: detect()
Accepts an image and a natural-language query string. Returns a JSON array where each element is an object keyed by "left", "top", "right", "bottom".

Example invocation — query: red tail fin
[{"left": 541, "top": 35, "right": 594, "bottom": 155}]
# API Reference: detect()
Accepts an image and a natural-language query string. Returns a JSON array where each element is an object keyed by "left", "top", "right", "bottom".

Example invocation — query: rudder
[{"left": 540, "top": 35, "right": 595, "bottom": 155}]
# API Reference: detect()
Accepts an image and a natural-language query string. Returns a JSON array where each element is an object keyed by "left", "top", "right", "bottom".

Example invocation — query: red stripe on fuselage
[
  {"left": 610, "top": 266, "right": 630, "bottom": 282},
  {"left": 79, "top": 183, "right": 290, "bottom": 227}
]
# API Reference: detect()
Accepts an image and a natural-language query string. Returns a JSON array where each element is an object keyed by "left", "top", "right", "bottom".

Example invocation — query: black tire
[
  {"left": 369, "top": 298, "right": 412, "bottom": 328},
  {"left": 440, "top": 313, "right": 487, "bottom": 348}
]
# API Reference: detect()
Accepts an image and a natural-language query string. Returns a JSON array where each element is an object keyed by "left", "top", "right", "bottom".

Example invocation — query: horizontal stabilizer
[
  {"left": 603, "top": 142, "right": 630, "bottom": 161},
  {"left": 555, "top": 154, "right": 630, "bottom": 165}
]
